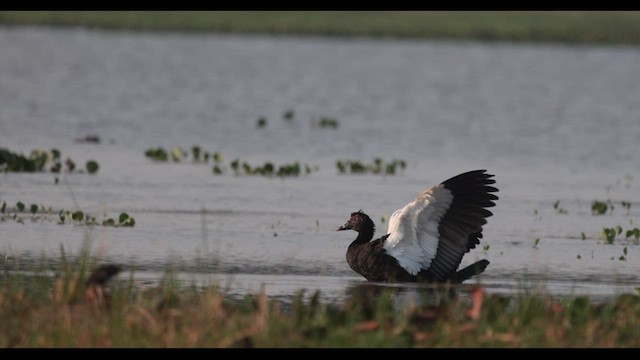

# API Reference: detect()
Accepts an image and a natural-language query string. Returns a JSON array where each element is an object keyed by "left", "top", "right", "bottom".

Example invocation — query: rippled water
[{"left": 1, "top": 27, "right": 639, "bottom": 305}]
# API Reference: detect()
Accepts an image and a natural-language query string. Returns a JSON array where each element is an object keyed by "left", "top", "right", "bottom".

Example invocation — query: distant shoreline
[{"left": 1, "top": 11, "right": 640, "bottom": 45}]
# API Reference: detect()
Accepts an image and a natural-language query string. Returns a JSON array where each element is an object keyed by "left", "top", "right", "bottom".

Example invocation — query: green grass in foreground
[
  {"left": 1, "top": 11, "right": 640, "bottom": 45},
  {"left": 2, "top": 250, "right": 640, "bottom": 347}
]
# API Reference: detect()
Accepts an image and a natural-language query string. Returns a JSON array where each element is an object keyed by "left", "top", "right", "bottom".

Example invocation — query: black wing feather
[{"left": 421, "top": 170, "right": 499, "bottom": 282}]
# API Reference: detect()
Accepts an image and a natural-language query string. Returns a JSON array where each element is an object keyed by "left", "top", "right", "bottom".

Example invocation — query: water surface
[{"left": 1, "top": 27, "right": 639, "bottom": 305}]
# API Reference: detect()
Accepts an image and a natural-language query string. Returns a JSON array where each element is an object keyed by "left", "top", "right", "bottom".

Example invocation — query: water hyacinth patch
[
  {"left": 0, "top": 148, "right": 97, "bottom": 174},
  {"left": 0, "top": 200, "right": 135, "bottom": 228},
  {"left": 317, "top": 116, "right": 339, "bottom": 128},
  {"left": 144, "top": 146, "right": 318, "bottom": 178},
  {"left": 224, "top": 159, "right": 316, "bottom": 178},
  {"left": 599, "top": 225, "right": 640, "bottom": 245},
  {"left": 336, "top": 158, "right": 407, "bottom": 175},
  {"left": 591, "top": 200, "right": 609, "bottom": 215},
  {"left": 86, "top": 160, "right": 99, "bottom": 174},
  {"left": 626, "top": 228, "right": 640, "bottom": 242},
  {"left": 144, "top": 147, "right": 169, "bottom": 162}
]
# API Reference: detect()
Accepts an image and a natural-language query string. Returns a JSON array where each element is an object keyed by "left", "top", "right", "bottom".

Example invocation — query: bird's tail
[{"left": 453, "top": 259, "right": 489, "bottom": 283}]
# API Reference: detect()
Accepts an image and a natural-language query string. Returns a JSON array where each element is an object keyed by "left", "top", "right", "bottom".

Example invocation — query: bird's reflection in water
[{"left": 344, "top": 281, "right": 482, "bottom": 320}]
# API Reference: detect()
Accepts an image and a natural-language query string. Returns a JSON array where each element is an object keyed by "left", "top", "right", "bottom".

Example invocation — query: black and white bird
[{"left": 337, "top": 169, "right": 498, "bottom": 283}]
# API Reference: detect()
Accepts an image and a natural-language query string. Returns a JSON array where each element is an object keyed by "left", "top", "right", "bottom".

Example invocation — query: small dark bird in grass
[
  {"left": 337, "top": 169, "right": 498, "bottom": 283},
  {"left": 85, "top": 264, "right": 121, "bottom": 306}
]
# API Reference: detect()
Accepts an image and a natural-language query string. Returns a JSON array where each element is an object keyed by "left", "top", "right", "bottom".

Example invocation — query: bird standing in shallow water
[{"left": 337, "top": 169, "right": 498, "bottom": 283}]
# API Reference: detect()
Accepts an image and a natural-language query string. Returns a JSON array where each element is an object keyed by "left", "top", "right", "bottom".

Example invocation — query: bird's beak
[{"left": 336, "top": 223, "right": 351, "bottom": 231}]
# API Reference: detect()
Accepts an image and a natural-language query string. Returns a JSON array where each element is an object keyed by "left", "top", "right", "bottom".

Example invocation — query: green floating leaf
[
  {"left": 625, "top": 228, "right": 640, "bottom": 240},
  {"left": 602, "top": 227, "right": 617, "bottom": 244},
  {"left": 86, "top": 160, "right": 99, "bottom": 174},
  {"left": 591, "top": 200, "right": 608, "bottom": 215},
  {"left": 119, "top": 213, "right": 130, "bottom": 223},
  {"left": 118, "top": 212, "right": 135, "bottom": 227},
  {"left": 144, "top": 147, "right": 169, "bottom": 162},
  {"left": 103, "top": 218, "right": 116, "bottom": 226},
  {"left": 191, "top": 146, "right": 201, "bottom": 161},
  {"left": 71, "top": 211, "right": 84, "bottom": 222}
]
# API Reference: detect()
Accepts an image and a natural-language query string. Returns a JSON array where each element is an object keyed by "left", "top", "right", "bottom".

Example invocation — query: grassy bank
[
  {"left": 2, "top": 252, "right": 640, "bottom": 347},
  {"left": 1, "top": 11, "right": 640, "bottom": 45}
]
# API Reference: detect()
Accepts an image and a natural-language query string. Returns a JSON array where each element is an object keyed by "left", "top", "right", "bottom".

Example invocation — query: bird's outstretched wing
[{"left": 383, "top": 170, "right": 498, "bottom": 280}]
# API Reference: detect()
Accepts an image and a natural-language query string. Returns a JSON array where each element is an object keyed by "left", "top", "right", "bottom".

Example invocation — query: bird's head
[{"left": 336, "top": 210, "right": 374, "bottom": 233}]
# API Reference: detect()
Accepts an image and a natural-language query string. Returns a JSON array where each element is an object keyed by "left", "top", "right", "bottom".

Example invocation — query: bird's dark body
[
  {"left": 345, "top": 234, "right": 414, "bottom": 282},
  {"left": 346, "top": 231, "right": 489, "bottom": 283}
]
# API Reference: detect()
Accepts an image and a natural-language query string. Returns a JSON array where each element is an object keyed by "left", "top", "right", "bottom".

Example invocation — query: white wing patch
[{"left": 383, "top": 185, "right": 453, "bottom": 275}]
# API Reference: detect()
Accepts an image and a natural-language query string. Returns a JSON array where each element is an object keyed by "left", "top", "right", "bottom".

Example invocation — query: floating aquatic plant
[
  {"left": 591, "top": 200, "right": 609, "bottom": 215},
  {"left": 86, "top": 160, "right": 99, "bottom": 174},
  {"left": 191, "top": 146, "right": 201, "bottom": 162},
  {"left": 171, "top": 146, "right": 185, "bottom": 162},
  {"left": 602, "top": 226, "right": 623, "bottom": 244},
  {"left": 626, "top": 228, "right": 640, "bottom": 242},
  {"left": 144, "top": 147, "right": 169, "bottom": 162},
  {"left": 314, "top": 116, "right": 339, "bottom": 128},
  {"left": 145, "top": 146, "right": 222, "bottom": 165},
  {"left": 0, "top": 200, "right": 135, "bottom": 228},
  {"left": 0, "top": 148, "right": 96, "bottom": 174},
  {"left": 220, "top": 159, "right": 316, "bottom": 178},
  {"left": 336, "top": 158, "right": 407, "bottom": 175},
  {"left": 553, "top": 200, "right": 568, "bottom": 214}
]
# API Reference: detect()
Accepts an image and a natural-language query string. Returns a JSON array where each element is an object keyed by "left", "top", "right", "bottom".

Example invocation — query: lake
[{"left": 1, "top": 26, "right": 639, "bottom": 305}]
